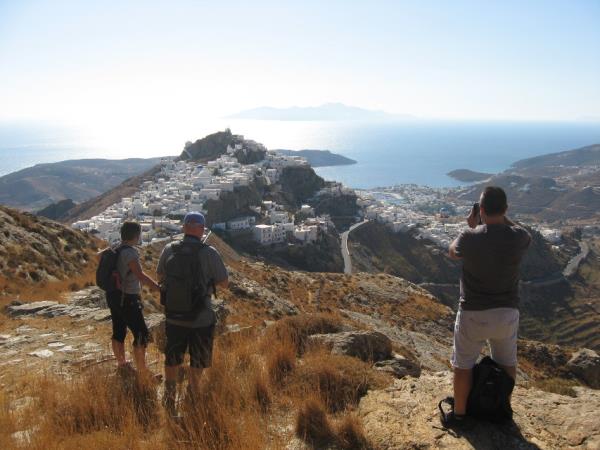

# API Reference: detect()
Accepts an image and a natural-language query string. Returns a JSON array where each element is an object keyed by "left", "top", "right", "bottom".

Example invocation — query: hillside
[
  {"left": 56, "top": 164, "right": 163, "bottom": 223},
  {"left": 512, "top": 143, "right": 600, "bottom": 172},
  {"left": 349, "top": 221, "right": 460, "bottom": 285},
  {"left": 0, "top": 208, "right": 599, "bottom": 449},
  {"left": 453, "top": 143, "right": 600, "bottom": 222},
  {"left": 36, "top": 198, "right": 76, "bottom": 220},
  {"left": 0, "top": 205, "right": 100, "bottom": 299},
  {"left": 0, "top": 158, "right": 162, "bottom": 211},
  {"left": 275, "top": 149, "right": 357, "bottom": 167}
]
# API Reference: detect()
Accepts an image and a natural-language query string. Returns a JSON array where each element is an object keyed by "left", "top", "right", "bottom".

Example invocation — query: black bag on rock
[{"left": 466, "top": 356, "right": 515, "bottom": 423}]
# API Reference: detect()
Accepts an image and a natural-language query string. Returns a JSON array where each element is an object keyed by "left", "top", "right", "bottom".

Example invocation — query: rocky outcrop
[
  {"left": 181, "top": 129, "right": 234, "bottom": 161},
  {"left": 227, "top": 271, "right": 299, "bottom": 318},
  {"left": 374, "top": 355, "right": 421, "bottom": 379},
  {"left": 358, "top": 371, "right": 600, "bottom": 449},
  {"left": 341, "top": 309, "right": 452, "bottom": 372},
  {"left": 6, "top": 287, "right": 112, "bottom": 322},
  {"left": 0, "top": 205, "right": 98, "bottom": 283},
  {"left": 568, "top": 349, "right": 600, "bottom": 388},
  {"left": 308, "top": 330, "right": 392, "bottom": 362}
]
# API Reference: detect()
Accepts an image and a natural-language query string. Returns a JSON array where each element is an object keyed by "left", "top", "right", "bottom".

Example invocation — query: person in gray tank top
[{"left": 106, "top": 221, "right": 160, "bottom": 373}]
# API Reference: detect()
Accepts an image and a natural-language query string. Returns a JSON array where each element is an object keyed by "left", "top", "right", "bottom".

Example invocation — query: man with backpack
[
  {"left": 443, "top": 186, "right": 531, "bottom": 427},
  {"left": 156, "top": 212, "right": 228, "bottom": 416},
  {"left": 98, "top": 221, "right": 160, "bottom": 372}
]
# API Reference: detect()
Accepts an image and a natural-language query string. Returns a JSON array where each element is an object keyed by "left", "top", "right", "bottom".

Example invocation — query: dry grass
[
  {"left": 0, "top": 313, "right": 381, "bottom": 449},
  {"left": 291, "top": 349, "right": 386, "bottom": 413},
  {"left": 295, "top": 398, "right": 335, "bottom": 446},
  {"left": 39, "top": 368, "right": 158, "bottom": 435},
  {"left": 0, "top": 389, "right": 16, "bottom": 450},
  {"left": 533, "top": 377, "right": 578, "bottom": 397},
  {"left": 334, "top": 414, "right": 372, "bottom": 450},
  {"left": 267, "top": 338, "right": 297, "bottom": 385},
  {"left": 264, "top": 313, "right": 344, "bottom": 355}
]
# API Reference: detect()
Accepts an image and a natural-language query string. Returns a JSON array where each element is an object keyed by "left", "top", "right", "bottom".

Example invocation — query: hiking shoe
[
  {"left": 438, "top": 397, "right": 472, "bottom": 430},
  {"left": 440, "top": 410, "right": 471, "bottom": 429}
]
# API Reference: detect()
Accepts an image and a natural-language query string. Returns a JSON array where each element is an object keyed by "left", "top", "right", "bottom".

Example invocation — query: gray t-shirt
[
  {"left": 454, "top": 223, "right": 531, "bottom": 311},
  {"left": 117, "top": 245, "right": 141, "bottom": 295},
  {"left": 157, "top": 235, "right": 228, "bottom": 328}
]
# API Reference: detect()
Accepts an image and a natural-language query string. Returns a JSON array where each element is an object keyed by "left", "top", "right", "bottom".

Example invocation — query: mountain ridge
[{"left": 227, "top": 102, "right": 413, "bottom": 121}]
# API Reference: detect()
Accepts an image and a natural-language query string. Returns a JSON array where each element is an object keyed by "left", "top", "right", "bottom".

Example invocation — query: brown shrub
[
  {"left": 335, "top": 415, "right": 371, "bottom": 450},
  {"left": 166, "top": 336, "right": 268, "bottom": 449},
  {"left": 533, "top": 377, "right": 577, "bottom": 397},
  {"left": 292, "top": 350, "right": 384, "bottom": 412},
  {"left": 37, "top": 368, "right": 157, "bottom": 435},
  {"left": 266, "top": 339, "right": 296, "bottom": 385},
  {"left": 252, "top": 372, "right": 271, "bottom": 413},
  {"left": 265, "top": 314, "right": 343, "bottom": 355},
  {"left": 295, "top": 398, "right": 335, "bottom": 447}
]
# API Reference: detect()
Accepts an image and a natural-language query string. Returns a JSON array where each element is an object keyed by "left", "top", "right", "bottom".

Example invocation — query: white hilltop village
[
  {"left": 72, "top": 139, "right": 338, "bottom": 247},
  {"left": 71, "top": 135, "right": 565, "bottom": 251}
]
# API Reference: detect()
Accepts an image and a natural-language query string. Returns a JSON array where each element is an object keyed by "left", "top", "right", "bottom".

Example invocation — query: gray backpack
[{"left": 161, "top": 241, "right": 213, "bottom": 320}]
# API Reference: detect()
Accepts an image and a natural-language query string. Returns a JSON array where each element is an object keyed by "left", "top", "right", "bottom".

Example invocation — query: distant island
[
  {"left": 227, "top": 102, "right": 413, "bottom": 121},
  {"left": 275, "top": 149, "right": 356, "bottom": 167},
  {"left": 446, "top": 169, "right": 493, "bottom": 182}
]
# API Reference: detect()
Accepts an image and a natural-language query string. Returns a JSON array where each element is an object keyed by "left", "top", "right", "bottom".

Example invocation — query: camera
[{"left": 471, "top": 202, "right": 482, "bottom": 225}]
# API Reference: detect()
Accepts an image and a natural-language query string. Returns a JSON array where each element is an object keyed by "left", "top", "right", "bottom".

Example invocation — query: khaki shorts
[{"left": 451, "top": 307, "right": 519, "bottom": 369}]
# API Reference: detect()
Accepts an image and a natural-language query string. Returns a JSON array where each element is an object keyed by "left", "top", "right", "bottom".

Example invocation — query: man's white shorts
[{"left": 451, "top": 307, "right": 519, "bottom": 370}]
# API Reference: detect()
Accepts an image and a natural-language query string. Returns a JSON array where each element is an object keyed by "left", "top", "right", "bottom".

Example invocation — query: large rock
[
  {"left": 341, "top": 309, "right": 452, "bottom": 371},
  {"left": 7, "top": 301, "right": 59, "bottom": 317},
  {"left": 359, "top": 371, "right": 600, "bottom": 449},
  {"left": 568, "top": 349, "right": 600, "bottom": 388},
  {"left": 66, "top": 287, "right": 106, "bottom": 309},
  {"left": 308, "top": 330, "right": 392, "bottom": 362},
  {"left": 374, "top": 355, "right": 421, "bottom": 379}
]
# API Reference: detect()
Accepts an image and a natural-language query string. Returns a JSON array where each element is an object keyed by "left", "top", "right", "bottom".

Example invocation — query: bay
[{"left": 1, "top": 119, "right": 600, "bottom": 188}]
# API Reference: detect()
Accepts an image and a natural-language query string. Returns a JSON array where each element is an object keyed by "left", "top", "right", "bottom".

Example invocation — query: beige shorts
[{"left": 451, "top": 307, "right": 519, "bottom": 369}]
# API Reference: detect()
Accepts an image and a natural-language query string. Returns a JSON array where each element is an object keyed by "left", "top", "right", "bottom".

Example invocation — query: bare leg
[
  {"left": 133, "top": 345, "right": 147, "bottom": 371},
  {"left": 189, "top": 367, "right": 204, "bottom": 397},
  {"left": 163, "top": 365, "right": 180, "bottom": 416},
  {"left": 112, "top": 339, "right": 127, "bottom": 366},
  {"left": 453, "top": 367, "right": 473, "bottom": 415}
]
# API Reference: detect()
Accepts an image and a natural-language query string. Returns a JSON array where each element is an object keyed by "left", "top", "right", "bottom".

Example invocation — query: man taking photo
[
  {"left": 445, "top": 186, "right": 531, "bottom": 426},
  {"left": 156, "top": 212, "right": 228, "bottom": 417}
]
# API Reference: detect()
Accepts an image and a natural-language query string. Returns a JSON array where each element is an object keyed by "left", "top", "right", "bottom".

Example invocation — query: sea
[{"left": 2, "top": 119, "right": 600, "bottom": 189}]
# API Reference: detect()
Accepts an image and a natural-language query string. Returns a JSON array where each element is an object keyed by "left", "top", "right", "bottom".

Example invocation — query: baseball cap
[{"left": 183, "top": 211, "right": 205, "bottom": 226}]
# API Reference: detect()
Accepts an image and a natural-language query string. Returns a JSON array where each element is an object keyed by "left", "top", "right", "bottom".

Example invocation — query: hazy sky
[{"left": 1, "top": 0, "right": 599, "bottom": 129}]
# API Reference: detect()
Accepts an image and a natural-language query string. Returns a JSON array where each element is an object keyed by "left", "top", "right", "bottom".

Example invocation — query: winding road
[{"left": 341, "top": 220, "right": 370, "bottom": 274}]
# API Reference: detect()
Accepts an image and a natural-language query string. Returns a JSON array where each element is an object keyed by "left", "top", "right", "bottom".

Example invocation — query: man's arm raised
[{"left": 448, "top": 238, "right": 462, "bottom": 260}]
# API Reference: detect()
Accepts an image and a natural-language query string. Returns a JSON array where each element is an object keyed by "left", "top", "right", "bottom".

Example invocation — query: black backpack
[
  {"left": 161, "top": 241, "right": 213, "bottom": 321},
  {"left": 96, "top": 245, "right": 130, "bottom": 293},
  {"left": 466, "top": 356, "right": 515, "bottom": 423}
]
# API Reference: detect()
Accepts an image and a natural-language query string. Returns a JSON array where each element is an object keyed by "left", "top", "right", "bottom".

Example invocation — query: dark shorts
[
  {"left": 106, "top": 292, "right": 150, "bottom": 347},
  {"left": 164, "top": 323, "right": 215, "bottom": 369}
]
